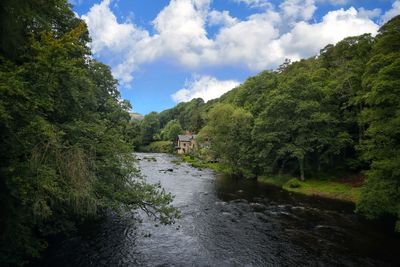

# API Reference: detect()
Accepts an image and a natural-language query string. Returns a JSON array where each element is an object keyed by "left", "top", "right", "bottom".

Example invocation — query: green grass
[
  {"left": 258, "top": 176, "right": 362, "bottom": 203},
  {"left": 171, "top": 160, "right": 181, "bottom": 165},
  {"left": 180, "top": 155, "right": 229, "bottom": 173},
  {"left": 257, "top": 175, "right": 293, "bottom": 187},
  {"left": 285, "top": 179, "right": 361, "bottom": 202},
  {"left": 181, "top": 155, "right": 362, "bottom": 203}
]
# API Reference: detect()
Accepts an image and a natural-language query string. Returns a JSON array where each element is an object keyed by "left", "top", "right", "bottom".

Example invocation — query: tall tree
[
  {"left": 161, "top": 119, "right": 183, "bottom": 142},
  {"left": 140, "top": 112, "right": 160, "bottom": 145},
  {"left": 0, "top": 1, "right": 178, "bottom": 264},
  {"left": 356, "top": 16, "right": 400, "bottom": 231},
  {"left": 205, "top": 103, "right": 254, "bottom": 175}
]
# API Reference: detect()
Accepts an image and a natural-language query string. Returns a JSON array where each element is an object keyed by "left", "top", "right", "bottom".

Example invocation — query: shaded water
[{"left": 41, "top": 153, "right": 400, "bottom": 266}]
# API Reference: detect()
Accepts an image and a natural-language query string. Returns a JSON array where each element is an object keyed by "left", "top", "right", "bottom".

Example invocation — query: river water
[{"left": 41, "top": 153, "right": 400, "bottom": 266}]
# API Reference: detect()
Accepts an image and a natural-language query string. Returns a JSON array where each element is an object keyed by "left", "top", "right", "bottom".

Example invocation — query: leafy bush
[{"left": 286, "top": 178, "right": 302, "bottom": 188}]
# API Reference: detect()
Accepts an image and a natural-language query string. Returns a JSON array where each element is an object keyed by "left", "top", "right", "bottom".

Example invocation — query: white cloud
[
  {"left": 208, "top": 10, "right": 238, "bottom": 27},
  {"left": 210, "top": 11, "right": 282, "bottom": 69},
  {"left": 207, "top": 6, "right": 378, "bottom": 69},
  {"left": 357, "top": 7, "right": 381, "bottom": 19},
  {"left": 81, "top": 0, "right": 150, "bottom": 84},
  {"left": 232, "top": 0, "right": 271, "bottom": 9},
  {"left": 150, "top": 0, "right": 212, "bottom": 67},
  {"left": 276, "top": 8, "right": 379, "bottom": 60},
  {"left": 382, "top": 1, "right": 400, "bottom": 23},
  {"left": 81, "top": 0, "right": 148, "bottom": 54},
  {"left": 280, "top": 0, "right": 316, "bottom": 22},
  {"left": 113, "top": 57, "right": 136, "bottom": 85},
  {"left": 172, "top": 75, "right": 240, "bottom": 103},
  {"left": 317, "top": 0, "right": 348, "bottom": 5},
  {"left": 82, "top": 0, "right": 380, "bottom": 86}
]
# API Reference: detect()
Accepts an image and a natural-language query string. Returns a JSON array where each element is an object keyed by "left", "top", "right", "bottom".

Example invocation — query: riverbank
[
  {"left": 40, "top": 152, "right": 399, "bottom": 266},
  {"left": 258, "top": 176, "right": 362, "bottom": 203},
  {"left": 179, "top": 155, "right": 362, "bottom": 204},
  {"left": 179, "top": 155, "right": 228, "bottom": 173}
]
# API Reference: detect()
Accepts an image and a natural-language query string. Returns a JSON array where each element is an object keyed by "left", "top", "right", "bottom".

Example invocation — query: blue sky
[{"left": 70, "top": 0, "right": 399, "bottom": 114}]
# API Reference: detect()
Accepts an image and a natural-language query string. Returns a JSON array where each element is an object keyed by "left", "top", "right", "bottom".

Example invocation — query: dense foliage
[
  {"left": 0, "top": 1, "right": 178, "bottom": 265},
  {"left": 159, "top": 120, "right": 184, "bottom": 142},
  {"left": 200, "top": 104, "right": 254, "bottom": 175},
  {"left": 355, "top": 18, "right": 400, "bottom": 231},
  {"left": 139, "top": 16, "right": 400, "bottom": 231}
]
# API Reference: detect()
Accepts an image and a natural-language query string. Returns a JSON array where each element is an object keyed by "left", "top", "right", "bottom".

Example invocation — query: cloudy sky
[{"left": 70, "top": 0, "right": 399, "bottom": 114}]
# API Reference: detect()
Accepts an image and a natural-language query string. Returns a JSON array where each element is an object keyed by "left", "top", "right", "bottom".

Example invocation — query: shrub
[{"left": 286, "top": 178, "right": 302, "bottom": 188}]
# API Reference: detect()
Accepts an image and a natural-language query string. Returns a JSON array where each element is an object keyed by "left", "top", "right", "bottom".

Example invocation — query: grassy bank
[
  {"left": 179, "top": 155, "right": 230, "bottom": 173},
  {"left": 258, "top": 176, "right": 362, "bottom": 203},
  {"left": 178, "top": 154, "right": 362, "bottom": 203}
]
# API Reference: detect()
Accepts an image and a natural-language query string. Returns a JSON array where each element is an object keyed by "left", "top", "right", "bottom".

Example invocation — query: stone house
[{"left": 176, "top": 134, "right": 197, "bottom": 154}]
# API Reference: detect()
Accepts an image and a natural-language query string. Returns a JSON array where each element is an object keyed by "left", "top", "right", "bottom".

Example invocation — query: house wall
[{"left": 177, "top": 140, "right": 195, "bottom": 154}]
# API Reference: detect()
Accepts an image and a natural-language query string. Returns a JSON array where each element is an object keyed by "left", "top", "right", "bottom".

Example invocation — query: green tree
[
  {"left": 252, "top": 61, "right": 342, "bottom": 180},
  {"left": 161, "top": 119, "right": 183, "bottom": 141},
  {"left": 0, "top": 1, "right": 179, "bottom": 264},
  {"left": 126, "top": 120, "right": 143, "bottom": 149},
  {"left": 140, "top": 112, "right": 160, "bottom": 145},
  {"left": 356, "top": 16, "right": 400, "bottom": 231},
  {"left": 158, "top": 98, "right": 205, "bottom": 132},
  {"left": 205, "top": 103, "right": 254, "bottom": 175}
]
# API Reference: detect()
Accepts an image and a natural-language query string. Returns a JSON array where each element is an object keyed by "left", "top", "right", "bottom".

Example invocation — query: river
[{"left": 40, "top": 153, "right": 400, "bottom": 266}]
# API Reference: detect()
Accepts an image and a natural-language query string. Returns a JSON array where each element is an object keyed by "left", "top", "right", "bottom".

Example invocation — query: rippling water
[{"left": 40, "top": 153, "right": 400, "bottom": 266}]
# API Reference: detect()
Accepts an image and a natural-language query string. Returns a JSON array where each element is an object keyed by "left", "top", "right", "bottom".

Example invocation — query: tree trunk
[
  {"left": 317, "top": 156, "right": 321, "bottom": 172},
  {"left": 279, "top": 159, "right": 287, "bottom": 176},
  {"left": 299, "top": 157, "right": 305, "bottom": 181}
]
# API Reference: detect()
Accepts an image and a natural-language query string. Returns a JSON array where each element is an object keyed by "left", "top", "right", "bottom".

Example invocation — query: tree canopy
[{"left": 0, "top": 1, "right": 178, "bottom": 265}]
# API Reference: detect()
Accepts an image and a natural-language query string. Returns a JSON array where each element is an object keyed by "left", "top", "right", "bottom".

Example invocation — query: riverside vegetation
[
  {"left": 1, "top": 0, "right": 399, "bottom": 264},
  {"left": 131, "top": 16, "right": 400, "bottom": 232},
  {"left": 0, "top": 1, "right": 179, "bottom": 265}
]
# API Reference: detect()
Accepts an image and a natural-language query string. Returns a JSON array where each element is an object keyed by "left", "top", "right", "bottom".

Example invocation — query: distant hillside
[{"left": 129, "top": 112, "right": 144, "bottom": 121}]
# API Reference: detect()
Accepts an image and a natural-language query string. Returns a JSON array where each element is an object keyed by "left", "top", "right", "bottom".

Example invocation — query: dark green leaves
[{"left": 0, "top": 1, "right": 178, "bottom": 265}]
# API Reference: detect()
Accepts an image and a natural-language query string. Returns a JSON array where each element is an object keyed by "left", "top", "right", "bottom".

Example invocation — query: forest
[
  {"left": 1, "top": 0, "right": 399, "bottom": 265},
  {"left": 131, "top": 16, "right": 400, "bottom": 233},
  {"left": 0, "top": 0, "right": 179, "bottom": 265}
]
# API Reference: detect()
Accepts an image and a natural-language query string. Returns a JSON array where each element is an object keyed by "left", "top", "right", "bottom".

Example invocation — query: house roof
[{"left": 178, "top": 134, "right": 196, "bottom": 142}]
